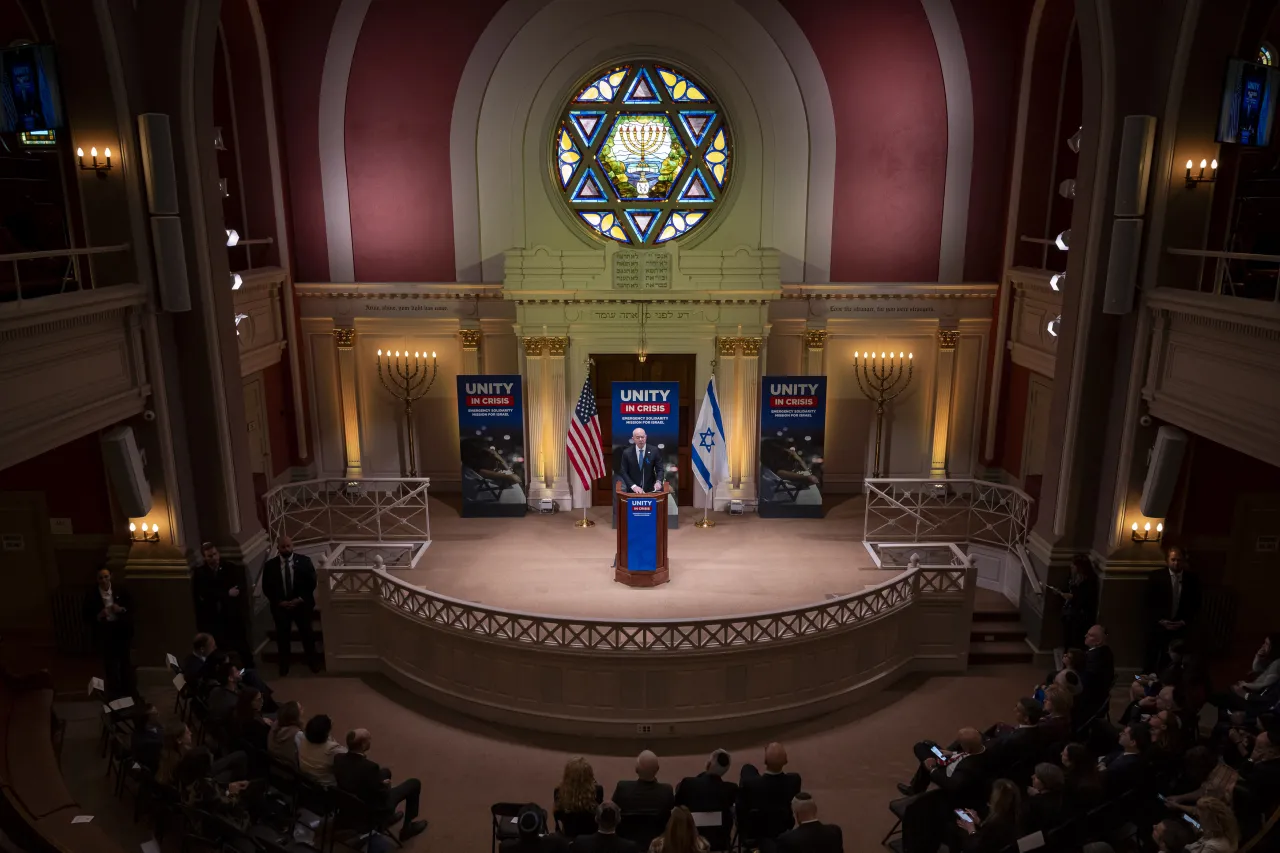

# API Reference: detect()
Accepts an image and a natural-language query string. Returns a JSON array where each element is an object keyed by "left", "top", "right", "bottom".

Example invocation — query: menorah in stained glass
[
  {"left": 375, "top": 349, "right": 439, "bottom": 477},
  {"left": 853, "top": 351, "right": 914, "bottom": 478},
  {"left": 617, "top": 123, "right": 666, "bottom": 197}
]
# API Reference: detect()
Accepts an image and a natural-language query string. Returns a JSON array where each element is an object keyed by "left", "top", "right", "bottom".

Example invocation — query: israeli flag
[{"left": 692, "top": 377, "right": 730, "bottom": 493}]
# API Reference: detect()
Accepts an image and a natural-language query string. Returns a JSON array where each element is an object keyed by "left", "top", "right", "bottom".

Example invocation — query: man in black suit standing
[
  {"left": 569, "top": 802, "right": 637, "bottom": 853},
  {"left": 674, "top": 749, "right": 737, "bottom": 850},
  {"left": 1082, "top": 624, "right": 1116, "bottom": 713},
  {"left": 738, "top": 742, "right": 802, "bottom": 841},
  {"left": 619, "top": 428, "right": 662, "bottom": 494},
  {"left": 82, "top": 566, "right": 134, "bottom": 697},
  {"left": 611, "top": 750, "right": 673, "bottom": 826},
  {"left": 192, "top": 542, "right": 254, "bottom": 668},
  {"left": 772, "top": 793, "right": 842, "bottom": 853},
  {"left": 261, "top": 535, "right": 319, "bottom": 676},
  {"left": 334, "top": 728, "right": 428, "bottom": 842},
  {"left": 1145, "top": 545, "right": 1202, "bottom": 672}
]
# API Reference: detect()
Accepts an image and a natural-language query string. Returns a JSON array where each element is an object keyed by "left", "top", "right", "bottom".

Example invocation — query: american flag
[{"left": 566, "top": 375, "right": 607, "bottom": 491}]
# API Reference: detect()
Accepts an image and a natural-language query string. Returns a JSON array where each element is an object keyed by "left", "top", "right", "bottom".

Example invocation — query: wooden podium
[{"left": 615, "top": 481, "right": 670, "bottom": 587}]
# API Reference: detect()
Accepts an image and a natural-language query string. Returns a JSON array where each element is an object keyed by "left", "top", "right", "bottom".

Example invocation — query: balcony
[
  {"left": 232, "top": 265, "right": 287, "bottom": 377},
  {"left": 1006, "top": 267, "right": 1062, "bottom": 378}
]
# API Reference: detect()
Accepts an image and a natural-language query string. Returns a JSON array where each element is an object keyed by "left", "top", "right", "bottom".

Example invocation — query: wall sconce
[
  {"left": 77, "top": 146, "right": 112, "bottom": 175},
  {"left": 1185, "top": 158, "right": 1217, "bottom": 188},
  {"left": 1131, "top": 521, "right": 1164, "bottom": 543},
  {"left": 129, "top": 521, "right": 160, "bottom": 543}
]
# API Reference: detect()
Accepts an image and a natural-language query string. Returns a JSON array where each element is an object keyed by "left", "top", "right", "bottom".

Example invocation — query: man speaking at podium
[{"left": 620, "top": 428, "right": 662, "bottom": 494}]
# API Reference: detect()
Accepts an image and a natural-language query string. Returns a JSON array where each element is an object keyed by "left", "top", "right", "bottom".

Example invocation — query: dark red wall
[
  {"left": 1171, "top": 435, "right": 1280, "bottom": 540},
  {"left": 0, "top": 434, "right": 114, "bottom": 534},
  {"left": 994, "top": 361, "right": 1031, "bottom": 478}
]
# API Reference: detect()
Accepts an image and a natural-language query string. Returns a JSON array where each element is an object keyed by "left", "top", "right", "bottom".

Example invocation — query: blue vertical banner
[
  {"left": 624, "top": 495, "right": 660, "bottom": 572},
  {"left": 758, "top": 376, "right": 826, "bottom": 518},
  {"left": 611, "top": 381, "right": 680, "bottom": 494},
  {"left": 457, "top": 375, "right": 527, "bottom": 517}
]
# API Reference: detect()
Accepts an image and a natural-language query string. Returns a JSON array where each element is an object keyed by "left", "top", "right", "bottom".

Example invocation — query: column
[
  {"left": 522, "top": 337, "right": 549, "bottom": 490},
  {"left": 929, "top": 328, "right": 959, "bottom": 480},
  {"left": 804, "top": 328, "right": 827, "bottom": 376},
  {"left": 714, "top": 336, "right": 740, "bottom": 504},
  {"left": 737, "top": 337, "right": 763, "bottom": 502},
  {"left": 545, "top": 336, "right": 572, "bottom": 505},
  {"left": 458, "top": 327, "right": 482, "bottom": 375},
  {"left": 334, "top": 327, "right": 363, "bottom": 478}
]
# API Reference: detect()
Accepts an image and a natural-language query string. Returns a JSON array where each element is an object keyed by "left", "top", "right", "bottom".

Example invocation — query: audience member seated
[
  {"left": 1100, "top": 722, "right": 1152, "bottom": 797},
  {"left": 674, "top": 750, "right": 737, "bottom": 850},
  {"left": 174, "top": 747, "right": 264, "bottom": 852},
  {"left": 1234, "top": 725, "right": 1280, "bottom": 834},
  {"left": 1025, "top": 762, "right": 1068, "bottom": 832},
  {"left": 156, "top": 720, "right": 249, "bottom": 787},
  {"left": 647, "top": 806, "right": 708, "bottom": 853},
  {"left": 130, "top": 703, "right": 165, "bottom": 772},
  {"left": 333, "top": 728, "right": 428, "bottom": 842},
  {"left": 1163, "top": 746, "right": 1225, "bottom": 806},
  {"left": 298, "top": 713, "right": 346, "bottom": 784},
  {"left": 953, "top": 778, "right": 1022, "bottom": 853},
  {"left": 1082, "top": 625, "right": 1117, "bottom": 710},
  {"left": 737, "top": 742, "right": 802, "bottom": 840},
  {"left": 899, "top": 727, "right": 990, "bottom": 802},
  {"left": 569, "top": 801, "right": 637, "bottom": 853},
  {"left": 231, "top": 686, "right": 270, "bottom": 753},
  {"left": 1183, "top": 796, "right": 1241, "bottom": 853},
  {"left": 556, "top": 757, "right": 606, "bottom": 839},
  {"left": 773, "top": 792, "right": 842, "bottom": 853},
  {"left": 612, "top": 750, "right": 674, "bottom": 842},
  {"left": 503, "top": 804, "right": 570, "bottom": 852},
  {"left": 1061, "top": 743, "right": 1105, "bottom": 811},
  {"left": 985, "top": 698, "right": 1046, "bottom": 777},
  {"left": 1152, "top": 817, "right": 1197, "bottom": 853},
  {"left": 1211, "top": 635, "right": 1280, "bottom": 720},
  {"left": 182, "top": 632, "right": 276, "bottom": 707},
  {"left": 268, "top": 700, "right": 305, "bottom": 765},
  {"left": 1040, "top": 685, "right": 1074, "bottom": 742},
  {"left": 1044, "top": 649, "right": 1086, "bottom": 699}
]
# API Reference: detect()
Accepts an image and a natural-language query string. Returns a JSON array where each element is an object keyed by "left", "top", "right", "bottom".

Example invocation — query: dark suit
[
  {"left": 1145, "top": 569, "right": 1202, "bottom": 671},
  {"left": 610, "top": 777, "right": 673, "bottom": 845},
  {"left": 674, "top": 772, "right": 737, "bottom": 850},
  {"left": 1025, "top": 791, "right": 1067, "bottom": 832},
  {"left": 1100, "top": 751, "right": 1146, "bottom": 797},
  {"left": 501, "top": 836, "right": 571, "bottom": 853},
  {"left": 773, "top": 820, "right": 843, "bottom": 853},
  {"left": 261, "top": 552, "right": 318, "bottom": 672},
  {"left": 908, "top": 746, "right": 991, "bottom": 806},
  {"left": 738, "top": 768, "right": 802, "bottom": 840},
  {"left": 192, "top": 561, "right": 254, "bottom": 667},
  {"left": 82, "top": 585, "right": 135, "bottom": 696},
  {"left": 619, "top": 445, "right": 662, "bottom": 493},
  {"left": 1082, "top": 645, "right": 1115, "bottom": 712},
  {"left": 568, "top": 833, "right": 638, "bottom": 853},
  {"left": 986, "top": 726, "right": 1044, "bottom": 781},
  {"left": 334, "top": 751, "right": 421, "bottom": 825}
]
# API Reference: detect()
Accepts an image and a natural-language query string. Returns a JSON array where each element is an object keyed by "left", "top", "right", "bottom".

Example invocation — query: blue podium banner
[
  {"left": 611, "top": 381, "right": 680, "bottom": 493},
  {"left": 457, "top": 374, "right": 527, "bottom": 517},
  {"left": 625, "top": 496, "right": 660, "bottom": 572},
  {"left": 758, "top": 376, "right": 826, "bottom": 518}
]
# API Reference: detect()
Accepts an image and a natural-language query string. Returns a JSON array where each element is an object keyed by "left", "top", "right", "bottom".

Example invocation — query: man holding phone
[{"left": 898, "top": 728, "right": 990, "bottom": 799}]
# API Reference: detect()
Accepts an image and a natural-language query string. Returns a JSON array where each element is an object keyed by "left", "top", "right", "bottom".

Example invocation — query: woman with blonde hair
[
  {"left": 649, "top": 806, "right": 709, "bottom": 853},
  {"left": 1185, "top": 796, "right": 1240, "bottom": 853},
  {"left": 553, "top": 756, "right": 603, "bottom": 838}
]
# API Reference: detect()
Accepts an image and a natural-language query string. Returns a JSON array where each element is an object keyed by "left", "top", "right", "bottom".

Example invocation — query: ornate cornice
[
  {"left": 333, "top": 327, "right": 356, "bottom": 349},
  {"left": 522, "top": 336, "right": 546, "bottom": 356},
  {"left": 804, "top": 329, "right": 828, "bottom": 350},
  {"left": 937, "top": 329, "right": 960, "bottom": 351},
  {"left": 545, "top": 336, "right": 569, "bottom": 357},
  {"left": 740, "top": 337, "right": 763, "bottom": 357},
  {"left": 458, "top": 329, "right": 482, "bottom": 351}
]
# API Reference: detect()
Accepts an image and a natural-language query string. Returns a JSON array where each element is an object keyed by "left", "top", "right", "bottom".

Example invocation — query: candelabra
[
  {"left": 617, "top": 122, "right": 665, "bottom": 196},
  {"left": 375, "top": 349, "right": 439, "bottom": 477},
  {"left": 1131, "top": 521, "right": 1164, "bottom": 543},
  {"left": 853, "top": 350, "right": 914, "bottom": 478}
]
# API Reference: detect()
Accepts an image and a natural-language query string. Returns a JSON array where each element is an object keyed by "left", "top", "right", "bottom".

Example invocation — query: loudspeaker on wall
[
  {"left": 101, "top": 425, "right": 153, "bottom": 519},
  {"left": 137, "top": 113, "right": 179, "bottom": 216},
  {"left": 151, "top": 216, "right": 191, "bottom": 313},
  {"left": 1114, "top": 115, "right": 1157, "bottom": 217},
  {"left": 1140, "top": 425, "right": 1188, "bottom": 518},
  {"left": 1103, "top": 219, "right": 1143, "bottom": 315}
]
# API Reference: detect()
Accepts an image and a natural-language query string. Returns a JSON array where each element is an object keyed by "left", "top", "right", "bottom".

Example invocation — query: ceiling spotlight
[
  {"left": 231, "top": 272, "right": 243, "bottom": 290},
  {"left": 1055, "top": 229, "right": 1071, "bottom": 252},
  {"left": 1047, "top": 314, "right": 1062, "bottom": 337},
  {"left": 1050, "top": 272, "right": 1065, "bottom": 291},
  {"left": 1067, "top": 127, "right": 1082, "bottom": 154},
  {"left": 213, "top": 127, "right": 226, "bottom": 151},
  {"left": 1058, "top": 179, "right": 1076, "bottom": 200},
  {"left": 225, "top": 229, "right": 239, "bottom": 247}
]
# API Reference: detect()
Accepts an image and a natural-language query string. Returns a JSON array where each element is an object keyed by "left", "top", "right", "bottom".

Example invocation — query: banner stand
[
  {"left": 758, "top": 376, "right": 827, "bottom": 519},
  {"left": 457, "top": 375, "right": 528, "bottom": 518}
]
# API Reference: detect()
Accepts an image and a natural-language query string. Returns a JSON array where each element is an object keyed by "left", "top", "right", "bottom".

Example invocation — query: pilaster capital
[
  {"left": 333, "top": 327, "right": 356, "bottom": 349},
  {"left": 458, "top": 329, "right": 482, "bottom": 351},
  {"left": 937, "top": 328, "right": 960, "bottom": 351},
  {"left": 522, "top": 336, "right": 546, "bottom": 356},
  {"left": 740, "top": 337, "right": 763, "bottom": 357},
  {"left": 717, "top": 336, "right": 740, "bottom": 356},
  {"left": 545, "top": 336, "right": 569, "bottom": 357},
  {"left": 804, "top": 329, "right": 828, "bottom": 350}
]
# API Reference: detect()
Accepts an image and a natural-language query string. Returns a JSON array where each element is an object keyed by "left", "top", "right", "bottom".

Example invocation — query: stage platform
[{"left": 391, "top": 496, "right": 888, "bottom": 619}]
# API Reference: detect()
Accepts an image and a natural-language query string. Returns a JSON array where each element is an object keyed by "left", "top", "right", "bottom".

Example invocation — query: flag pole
[
  {"left": 574, "top": 355, "right": 597, "bottom": 528},
  {"left": 695, "top": 482, "right": 715, "bottom": 528},
  {"left": 575, "top": 502, "right": 594, "bottom": 528}
]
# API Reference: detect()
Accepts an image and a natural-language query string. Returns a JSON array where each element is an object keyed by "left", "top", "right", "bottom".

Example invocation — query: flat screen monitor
[
  {"left": 0, "top": 43, "right": 65, "bottom": 134},
  {"left": 1217, "top": 58, "right": 1280, "bottom": 146}
]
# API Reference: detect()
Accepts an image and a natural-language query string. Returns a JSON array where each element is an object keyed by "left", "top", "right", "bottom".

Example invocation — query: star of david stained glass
[{"left": 554, "top": 61, "right": 733, "bottom": 246}]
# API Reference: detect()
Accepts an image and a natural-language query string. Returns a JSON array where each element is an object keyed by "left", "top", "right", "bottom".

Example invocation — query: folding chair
[
  {"left": 618, "top": 810, "right": 668, "bottom": 851},
  {"left": 490, "top": 802, "right": 527, "bottom": 853},
  {"left": 691, "top": 809, "right": 733, "bottom": 852},
  {"left": 329, "top": 786, "right": 402, "bottom": 852}
]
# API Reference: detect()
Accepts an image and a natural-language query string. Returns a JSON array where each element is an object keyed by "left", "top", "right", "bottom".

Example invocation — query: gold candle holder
[
  {"left": 853, "top": 350, "right": 914, "bottom": 478},
  {"left": 375, "top": 349, "right": 439, "bottom": 477}
]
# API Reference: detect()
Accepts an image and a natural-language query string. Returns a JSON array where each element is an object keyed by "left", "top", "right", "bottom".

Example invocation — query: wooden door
[{"left": 588, "top": 354, "right": 696, "bottom": 506}]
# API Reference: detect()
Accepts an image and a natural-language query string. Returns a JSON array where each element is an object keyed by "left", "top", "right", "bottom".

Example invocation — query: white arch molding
[{"left": 318, "top": 0, "right": 974, "bottom": 285}]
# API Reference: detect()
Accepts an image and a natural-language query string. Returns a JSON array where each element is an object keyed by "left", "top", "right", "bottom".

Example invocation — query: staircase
[
  {"left": 970, "top": 590, "right": 1033, "bottom": 665},
  {"left": 262, "top": 609, "right": 326, "bottom": 672}
]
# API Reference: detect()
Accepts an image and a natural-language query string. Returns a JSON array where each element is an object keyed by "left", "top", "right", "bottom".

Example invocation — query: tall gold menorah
[
  {"left": 853, "top": 350, "right": 914, "bottom": 478},
  {"left": 375, "top": 348, "right": 439, "bottom": 477}
]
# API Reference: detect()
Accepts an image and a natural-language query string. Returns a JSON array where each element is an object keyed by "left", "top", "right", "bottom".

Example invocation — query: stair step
[
  {"left": 261, "top": 640, "right": 325, "bottom": 653},
  {"left": 970, "top": 626, "right": 1027, "bottom": 642},
  {"left": 972, "top": 609, "right": 1021, "bottom": 623},
  {"left": 969, "top": 640, "right": 1034, "bottom": 664}
]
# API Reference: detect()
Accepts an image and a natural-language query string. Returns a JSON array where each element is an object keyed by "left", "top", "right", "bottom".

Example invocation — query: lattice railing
[
  {"left": 264, "top": 478, "right": 431, "bottom": 554},
  {"left": 863, "top": 479, "right": 1030, "bottom": 552},
  {"left": 326, "top": 564, "right": 967, "bottom": 653}
]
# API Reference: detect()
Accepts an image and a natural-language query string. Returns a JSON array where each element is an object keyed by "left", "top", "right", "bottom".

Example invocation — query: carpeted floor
[
  {"left": 393, "top": 496, "right": 892, "bottom": 618},
  {"left": 59, "top": 663, "right": 1044, "bottom": 852}
]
